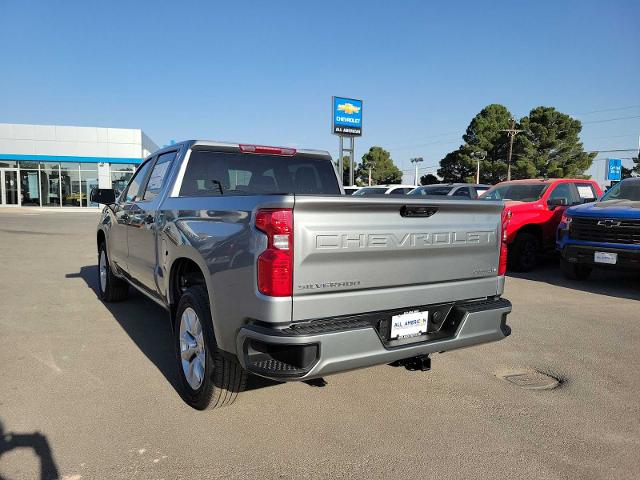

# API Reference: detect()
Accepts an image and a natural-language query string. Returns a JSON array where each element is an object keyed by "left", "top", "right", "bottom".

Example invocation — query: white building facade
[{"left": 0, "top": 123, "right": 158, "bottom": 207}]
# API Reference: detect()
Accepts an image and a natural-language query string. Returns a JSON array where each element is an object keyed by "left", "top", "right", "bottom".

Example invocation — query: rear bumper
[
  {"left": 236, "top": 298, "right": 512, "bottom": 380},
  {"left": 560, "top": 244, "right": 640, "bottom": 270}
]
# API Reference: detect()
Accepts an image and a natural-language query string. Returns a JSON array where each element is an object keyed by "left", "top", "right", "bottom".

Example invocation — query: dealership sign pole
[{"left": 332, "top": 97, "right": 362, "bottom": 186}]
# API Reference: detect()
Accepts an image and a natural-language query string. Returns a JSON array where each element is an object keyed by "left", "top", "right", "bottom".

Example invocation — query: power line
[
  {"left": 392, "top": 138, "right": 460, "bottom": 151},
  {"left": 571, "top": 105, "right": 640, "bottom": 116},
  {"left": 582, "top": 115, "right": 640, "bottom": 124}
]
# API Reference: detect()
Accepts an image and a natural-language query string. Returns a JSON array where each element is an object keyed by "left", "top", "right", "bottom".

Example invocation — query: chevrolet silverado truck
[
  {"left": 480, "top": 178, "right": 602, "bottom": 271},
  {"left": 557, "top": 177, "right": 640, "bottom": 279},
  {"left": 90, "top": 140, "right": 512, "bottom": 410}
]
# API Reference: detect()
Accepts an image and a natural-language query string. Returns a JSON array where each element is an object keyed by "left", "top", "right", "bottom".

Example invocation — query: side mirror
[
  {"left": 547, "top": 197, "right": 567, "bottom": 209},
  {"left": 90, "top": 188, "right": 116, "bottom": 205}
]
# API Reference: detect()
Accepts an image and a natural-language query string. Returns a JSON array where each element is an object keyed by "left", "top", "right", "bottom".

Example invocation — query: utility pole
[
  {"left": 470, "top": 150, "right": 486, "bottom": 184},
  {"left": 501, "top": 118, "right": 523, "bottom": 181},
  {"left": 410, "top": 157, "right": 424, "bottom": 186}
]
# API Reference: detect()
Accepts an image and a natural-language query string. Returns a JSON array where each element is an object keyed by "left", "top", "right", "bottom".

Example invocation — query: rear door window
[
  {"left": 548, "top": 183, "right": 577, "bottom": 205},
  {"left": 453, "top": 187, "right": 471, "bottom": 198},
  {"left": 179, "top": 150, "right": 340, "bottom": 196},
  {"left": 143, "top": 151, "right": 177, "bottom": 201},
  {"left": 574, "top": 183, "right": 598, "bottom": 203}
]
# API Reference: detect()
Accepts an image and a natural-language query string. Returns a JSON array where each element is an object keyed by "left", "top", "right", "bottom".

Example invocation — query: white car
[
  {"left": 353, "top": 185, "right": 416, "bottom": 196},
  {"left": 343, "top": 186, "right": 362, "bottom": 195}
]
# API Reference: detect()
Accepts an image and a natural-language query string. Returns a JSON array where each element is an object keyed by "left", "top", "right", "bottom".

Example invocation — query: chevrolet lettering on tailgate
[{"left": 315, "top": 231, "right": 495, "bottom": 250}]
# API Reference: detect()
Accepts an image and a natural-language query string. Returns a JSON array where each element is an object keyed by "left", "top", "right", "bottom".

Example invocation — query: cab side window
[{"left": 123, "top": 160, "right": 153, "bottom": 203}]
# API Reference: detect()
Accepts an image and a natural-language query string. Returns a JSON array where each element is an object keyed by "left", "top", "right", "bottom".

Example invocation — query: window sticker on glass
[
  {"left": 577, "top": 186, "right": 595, "bottom": 199},
  {"left": 147, "top": 161, "right": 170, "bottom": 190}
]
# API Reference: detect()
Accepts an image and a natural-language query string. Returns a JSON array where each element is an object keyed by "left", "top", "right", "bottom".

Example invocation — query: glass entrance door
[{"left": 1, "top": 169, "right": 20, "bottom": 205}]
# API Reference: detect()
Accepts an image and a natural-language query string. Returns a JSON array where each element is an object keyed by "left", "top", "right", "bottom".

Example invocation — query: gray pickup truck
[{"left": 91, "top": 140, "right": 512, "bottom": 410}]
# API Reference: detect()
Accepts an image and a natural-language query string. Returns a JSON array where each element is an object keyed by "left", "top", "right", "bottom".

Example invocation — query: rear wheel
[
  {"left": 174, "top": 285, "right": 246, "bottom": 410},
  {"left": 98, "top": 243, "right": 129, "bottom": 302},
  {"left": 508, "top": 232, "right": 539, "bottom": 272},
  {"left": 560, "top": 258, "right": 592, "bottom": 280}
]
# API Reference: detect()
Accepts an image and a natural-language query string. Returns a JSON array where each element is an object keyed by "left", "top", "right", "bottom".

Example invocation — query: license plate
[
  {"left": 390, "top": 310, "right": 429, "bottom": 339},
  {"left": 594, "top": 251, "right": 617, "bottom": 264}
]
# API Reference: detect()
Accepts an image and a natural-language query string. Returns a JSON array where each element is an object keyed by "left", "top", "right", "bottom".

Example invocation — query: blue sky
[{"left": 1, "top": 0, "right": 639, "bottom": 182}]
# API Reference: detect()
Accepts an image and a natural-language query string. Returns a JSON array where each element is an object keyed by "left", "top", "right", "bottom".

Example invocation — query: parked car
[
  {"left": 343, "top": 186, "right": 361, "bottom": 195},
  {"left": 408, "top": 183, "right": 491, "bottom": 199},
  {"left": 353, "top": 184, "right": 416, "bottom": 195},
  {"left": 90, "top": 140, "right": 512, "bottom": 410},
  {"left": 480, "top": 178, "right": 602, "bottom": 271},
  {"left": 557, "top": 177, "right": 640, "bottom": 280}
]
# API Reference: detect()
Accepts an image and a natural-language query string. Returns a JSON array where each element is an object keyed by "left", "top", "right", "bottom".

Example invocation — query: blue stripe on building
[{"left": 0, "top": 153, "right": 142, "bottom": 164}]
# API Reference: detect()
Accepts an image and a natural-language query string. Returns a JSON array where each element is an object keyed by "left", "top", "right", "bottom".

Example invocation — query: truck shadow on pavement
[
  {"left": 508, "top": 257, "right": 640, "bottom": 301},
  {"left": 67, "top": 266, "right": 326, "bottom": 399},
  {"left": 0, "top": 420, "right": 59, "bottom": 480}
]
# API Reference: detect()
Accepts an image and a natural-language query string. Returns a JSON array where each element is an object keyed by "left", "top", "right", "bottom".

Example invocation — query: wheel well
[
  {"left": 97, "top": 230, "right": 105, "bottom": 250},
  {"left": 516, "top": 224, "right": 543, "bottom": 246},
  {"left": 170, "top": 258, "right": 207, "bottom": 309}
]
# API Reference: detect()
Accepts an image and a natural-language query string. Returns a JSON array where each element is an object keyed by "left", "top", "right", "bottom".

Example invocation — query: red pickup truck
[{"left": 481, "top": 179, "right": 602, "bottom": 271}]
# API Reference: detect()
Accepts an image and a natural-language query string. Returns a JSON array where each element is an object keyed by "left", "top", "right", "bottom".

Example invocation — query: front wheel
[
  {"left": 560, "top": 258, "right": 592, "bottom": 280},
  {"left": 508, "top": 232, "right": 540, "bottom": 272},
  {"left": 174, "top": 286, "right": 246, "bottom": 410},
  {"left": 98, "top": 243, "right": 129, "bottom": 302}
]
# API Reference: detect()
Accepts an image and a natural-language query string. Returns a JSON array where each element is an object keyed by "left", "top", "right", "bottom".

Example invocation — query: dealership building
[{"left": 0, "top": 123, "right": 158, "bottom": 208}]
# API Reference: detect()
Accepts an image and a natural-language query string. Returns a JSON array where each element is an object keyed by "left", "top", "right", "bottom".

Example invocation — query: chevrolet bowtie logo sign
[
  {"left": 597, "top": 219, "right": 621, "bottom": 228},
  {"left": 337, "top": 102, "right": 361, "bottom": 115}
]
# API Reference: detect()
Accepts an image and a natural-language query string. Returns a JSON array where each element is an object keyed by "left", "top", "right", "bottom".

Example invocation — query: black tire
[
  {"left": 560, "top": 258, "right": 592, "bottom": 280},
  {"left": 508, "top": 232, "right": 540, "bottom": 272},
  {"left": 174, "top": 285, "right": 247, "bottom": 410},
  {"left": 98, "top": 242, "right": 129, "bottom": 302}
]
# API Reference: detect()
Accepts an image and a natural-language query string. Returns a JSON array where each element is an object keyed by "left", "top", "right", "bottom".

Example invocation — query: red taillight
[
  {"left": 239, "top": 144, "right": 296, "bottom": 156},
  {"left": 498, "top": 208, "right": 510, "bottom": 276},
  {"left": 255, "top": 208, "right": 293, "bottom": 296}
]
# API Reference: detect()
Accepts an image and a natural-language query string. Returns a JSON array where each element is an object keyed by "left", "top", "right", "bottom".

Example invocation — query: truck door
[
  {"left": 126, "top": 150, "right": 178, "bottom": 293},
  {"left": 108, "top": 159, "right": 154, "bottom": 272},
  {"left": 544, "top": 183, "right": 576, "bottom": 246}
]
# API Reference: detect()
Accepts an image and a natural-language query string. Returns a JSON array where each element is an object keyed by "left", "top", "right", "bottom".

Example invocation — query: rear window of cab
[{"left": 179, "top": 150, "right": 340, "bottom": 196}]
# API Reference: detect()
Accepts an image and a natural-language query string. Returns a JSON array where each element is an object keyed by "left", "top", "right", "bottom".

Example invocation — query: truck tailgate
[{"left": 292, "top": 196, "right": 503, "bottom": 321}]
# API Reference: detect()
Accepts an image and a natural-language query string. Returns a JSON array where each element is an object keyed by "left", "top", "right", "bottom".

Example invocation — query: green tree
[
  {"left": 438, "top": 104, "right": 512, "bottom": 183},
  {"left": 633, "top": 154, "right": 640, "bottom": 175},
  {"left": 439, "top": 104, "right": 596, "bottom": 183},
  {"left": 438, "top": 146, "right": 476, "bottom": 183},
  {"left": 359, "top": 146, "right": 402, "bottom": 184},
  {"left": 420, "top": 173, "right": 439, "bottom": 185},
  {"left": 516, "top": 106, "right": 595, "bottom": 178}
]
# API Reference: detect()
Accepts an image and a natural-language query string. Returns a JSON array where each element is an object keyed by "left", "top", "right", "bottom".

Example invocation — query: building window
[
  {"left": 60, "top": 163, "right": 81, "bottom": 207},
  {"left": 39, "top": 162, "right": 61, "bottom": 207},
  {"left": 19, "top": 169, "right": 40, "bottom": 206},
  {"left": 79, "top": 163, "right": 99, "bottom": 207},
  {"left": 111, "top": 164, "right": 136, "bottom": 196}
]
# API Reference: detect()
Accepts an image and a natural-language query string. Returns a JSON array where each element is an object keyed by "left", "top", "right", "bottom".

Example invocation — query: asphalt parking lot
[{"left": 0, "top": 209, "right": 639, "bottom": 480}]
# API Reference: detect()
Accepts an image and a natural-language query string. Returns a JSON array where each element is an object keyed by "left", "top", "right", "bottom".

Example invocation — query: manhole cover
[{"left": 498, "top": 369, "right": 560, "bottom": 390}]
